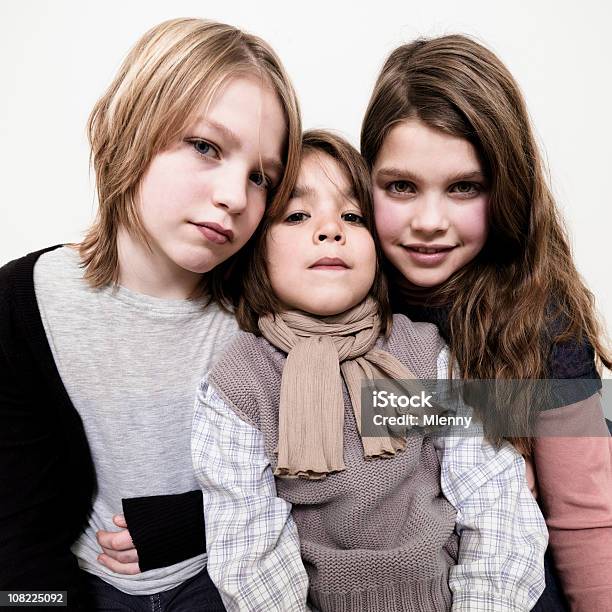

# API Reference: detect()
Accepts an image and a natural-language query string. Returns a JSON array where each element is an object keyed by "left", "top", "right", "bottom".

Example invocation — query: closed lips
[
  {"left": 309, "top": 257, "right": 349, "bottom": 268},
  {"left": 192, "top": 222, "right": 234, "bottom": 241}
]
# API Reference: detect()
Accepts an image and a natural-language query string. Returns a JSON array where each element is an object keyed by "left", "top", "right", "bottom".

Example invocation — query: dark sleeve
[
  {"left": 544, "top": 326, "right": 603, "bottom": 409},
  {"left": 0, "top": 255, "right": 91, "bottom": 608},
  {"left": 122, "top": 490, "right": 206, "bottom": 572},
  {"left": 548, "top": 332, "right": 599, "bottom": 380}
]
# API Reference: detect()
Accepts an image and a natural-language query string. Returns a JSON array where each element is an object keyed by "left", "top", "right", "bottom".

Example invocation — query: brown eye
[
  {"left": 285, "top": 212, "right": 309, "bottom": 223},
  {"left": 388, "top": 180, "right": 415, "bottom": 194},
  {"left": 450, "top": 182, "right": 480, "bottom": 196},
  {"left": 342, "top": 212, "right": 365, "bottom": 224}
]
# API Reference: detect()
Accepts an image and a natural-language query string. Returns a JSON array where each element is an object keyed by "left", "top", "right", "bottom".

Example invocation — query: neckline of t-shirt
[{"left": 59, "top": 246, "right": 212, "bottom": 315}]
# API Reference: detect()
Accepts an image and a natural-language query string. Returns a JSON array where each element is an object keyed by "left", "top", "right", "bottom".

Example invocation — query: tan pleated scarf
[{"left": 258, "top": 298, "right": 424, "bottom": 480}]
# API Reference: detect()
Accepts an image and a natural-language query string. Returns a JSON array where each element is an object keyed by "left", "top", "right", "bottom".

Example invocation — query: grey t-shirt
[{"left": 34, "top": 246, "right": 238, "bottom": 595}]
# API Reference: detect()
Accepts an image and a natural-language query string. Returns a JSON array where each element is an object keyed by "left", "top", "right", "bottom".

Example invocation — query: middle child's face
[{"left": 266, "top": 151, "right": 376, "bottom": 316}]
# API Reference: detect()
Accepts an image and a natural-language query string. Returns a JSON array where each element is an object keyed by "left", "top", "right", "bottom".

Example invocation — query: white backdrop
[{"left": 1, "top": 1, "right": 610, "bottom": 362}]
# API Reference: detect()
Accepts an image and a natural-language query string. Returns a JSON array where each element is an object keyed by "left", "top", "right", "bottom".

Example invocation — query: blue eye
[
  {"left": 189, "top": 139, "right": 219, "bottom": 159},
  {"left": 250, "top": 172, "right": 271, "bottom": 190}
]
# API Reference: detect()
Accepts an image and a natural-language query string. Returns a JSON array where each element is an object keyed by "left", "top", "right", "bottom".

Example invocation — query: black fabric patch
[{"left": 122, "top": 490, "right": 205, "bottom": 572}]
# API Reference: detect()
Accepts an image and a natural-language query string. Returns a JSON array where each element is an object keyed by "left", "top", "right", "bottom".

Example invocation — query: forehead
[
  {"left": 377, "top": 119, "right": 482, "bottom": 177},
  {"left": 192, "top": 75, "right": 286, "bottom": 160},
  {"left": 297, "top": 151, "right": 351, "bottom": 192}
]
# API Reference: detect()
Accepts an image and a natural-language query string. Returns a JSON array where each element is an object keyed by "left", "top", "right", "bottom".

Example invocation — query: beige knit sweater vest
[{"left": 208, "top": 314, "right": 459, "bottom": 612}]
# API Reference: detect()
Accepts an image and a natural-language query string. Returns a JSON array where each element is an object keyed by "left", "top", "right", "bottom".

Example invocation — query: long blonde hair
[
  {"left": 81, "top": 18, "right": 301, "bottom": 306},
  {"left": 361, "top": 35, "right": 610, "bottom": 453}
]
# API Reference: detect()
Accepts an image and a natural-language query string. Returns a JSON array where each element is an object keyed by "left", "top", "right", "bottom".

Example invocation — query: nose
[
  {"left": 410, "top": 193, "right": 450, "bottom": 235},
  {"left": 211, "top": 165, "right": 249, "bottom": 215},
  {"left": 314, "top": 213, "right": 345, "bottom": 245}
]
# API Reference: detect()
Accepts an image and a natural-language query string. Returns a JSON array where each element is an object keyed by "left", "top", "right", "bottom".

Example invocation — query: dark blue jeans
[
  {"left": 531, "top": 548, "right": 569, "bottom": 611},
  {"left": 79, "top": 567, "right": 225, "bottom": 611}
]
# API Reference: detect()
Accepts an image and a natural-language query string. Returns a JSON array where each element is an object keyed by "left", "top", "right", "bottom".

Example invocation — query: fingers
[
  {"left": 98, "top": 553, "right": 140, "bottom": 575},
  {"left": 96, "top": 527, "right": 134, "bottom": 551},
  {"left": 99, "top": 546, "right": 139, "bottom": 564},
  {"left": 112, "top": 514, "right": 128, "bottom": 529},
  {"left": 95, "top": 516, "right": 140, "bottom": 575}
]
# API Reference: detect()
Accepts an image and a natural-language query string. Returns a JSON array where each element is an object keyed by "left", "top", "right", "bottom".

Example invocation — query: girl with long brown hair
[{"left": 362, "top": 34, "right": 612, "bottom": 611}]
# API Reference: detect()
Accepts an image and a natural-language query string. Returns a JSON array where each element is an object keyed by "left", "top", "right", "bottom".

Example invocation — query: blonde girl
[
  {"left": 362, "top": 35, "right": 612, "bottom": 611},
  {"left": 0, "top": 17, "right": 300, "bottom": 610}
]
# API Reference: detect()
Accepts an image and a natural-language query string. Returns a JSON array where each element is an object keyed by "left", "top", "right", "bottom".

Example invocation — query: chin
[
  {"left": 402, "top": 270, "right": 453, "bottom": 289},
  {"left": 176, "top": 261, "right": 214, "bottom": 275},
  {"left": 310, "top": 306, "right": 347, "bottom": 317},
  {"left": 176, "top": 249, "right": 226, "bottom": 275},
  {"left": 302, "top": 297, "right": 365, "bottom": 317}
]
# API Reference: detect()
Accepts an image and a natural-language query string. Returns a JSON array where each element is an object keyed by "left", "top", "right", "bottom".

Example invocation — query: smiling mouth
[
  {"left": 404, "top": 245, "right": 455, "bottom": 254},
  {"left": 401, "top": 244, "right": 456, "bottom": 267}
]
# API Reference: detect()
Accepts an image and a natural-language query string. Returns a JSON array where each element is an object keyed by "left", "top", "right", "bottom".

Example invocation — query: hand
[{"left": 96, "top": 514, "right": 141, "bottom": 575}]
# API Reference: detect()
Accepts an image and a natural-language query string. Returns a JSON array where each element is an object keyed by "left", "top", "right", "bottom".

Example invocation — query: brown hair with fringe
[
  {"left": 361, "top": 34, "right": 611, "bottom": 454},
  {"left": 236, "top": 129, "right": 392, "bottom": 334},
  {"left": 79, "top": 18, "right": 301, "bottom": 308}
]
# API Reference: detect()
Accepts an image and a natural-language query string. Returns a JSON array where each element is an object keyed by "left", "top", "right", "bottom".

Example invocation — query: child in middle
[{"left": 194, "top": 130, "right": 548, "bottom": 611}]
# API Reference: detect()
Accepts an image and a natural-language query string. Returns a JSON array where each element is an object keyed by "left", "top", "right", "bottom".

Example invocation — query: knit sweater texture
[{"left": 208, "top": 314, "right": 459, "bottom": 612}]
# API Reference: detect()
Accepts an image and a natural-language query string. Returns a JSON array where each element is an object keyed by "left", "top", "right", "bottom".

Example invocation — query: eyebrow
[
  {"left": 375, "top": 167, "right": 486, "bottom": 183},
  {"left": 291, "top": 184, "right": 357, "bottom": 201},
  {"left": 194, "top": 117, "right": 284, "bottom": 178}
]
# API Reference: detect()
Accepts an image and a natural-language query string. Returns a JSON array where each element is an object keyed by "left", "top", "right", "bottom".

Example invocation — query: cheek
[
  {"left": 373, "top": 193, "right": 404, "bottom": 246},
  {"left": 456, "top": 198, "right": 488, "bottom": 248},
  {"left": 265, "top": 231, "right": 293, "bottom": 291},
  {"left": 265, "top": 229, "right": 289, "bottom": 263},
  {"left": 355, "top": 234, "right": 378, "bottom": 288},
  {"left": 366, "top": 239, "right": 378, "bottom": 281},
  {"left": 139, "top": 158, "right": 200, "bottom": 226},
  {"left": 237, "top": 196, "right": 266, "bottom": 242}
]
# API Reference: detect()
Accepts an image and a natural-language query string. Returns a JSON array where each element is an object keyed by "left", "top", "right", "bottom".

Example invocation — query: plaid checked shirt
[{"left": 193, "top": 349, "right": 547, "bottom": 612}]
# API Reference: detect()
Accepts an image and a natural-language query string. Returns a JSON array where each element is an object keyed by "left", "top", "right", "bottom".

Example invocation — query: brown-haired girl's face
[
  {"left": 136, "top": 76, "right": 286, "bottom": 279},
  {"left": 372, "top": 118, "right": 489, "bottom": 287},
  {"left": 266, "top": 151, "right": 376, "bottom": 316}
]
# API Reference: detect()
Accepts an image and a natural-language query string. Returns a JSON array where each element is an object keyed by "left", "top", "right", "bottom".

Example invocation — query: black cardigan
[{"left": 0, "top": 246, "right": 94, "bottom": 605}]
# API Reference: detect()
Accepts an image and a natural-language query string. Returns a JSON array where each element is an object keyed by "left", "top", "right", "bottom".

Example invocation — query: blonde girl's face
[
  {"left": 137, "top": 75, "right": 286, "bottom": 278},
  {"left": 372, "top": 118, "right": 488, "bottom": 288},
  {"left": 266, "top": 152, "right": 377, "bottom": 316}
]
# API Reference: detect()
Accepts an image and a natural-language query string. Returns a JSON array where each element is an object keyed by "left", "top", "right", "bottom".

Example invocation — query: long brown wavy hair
[{"left": 361, "top": 35, "right": 611, "bottom": 454}]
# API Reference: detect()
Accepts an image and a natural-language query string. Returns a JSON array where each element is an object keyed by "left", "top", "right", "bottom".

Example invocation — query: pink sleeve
[{"left": 533, "top": 393, "right": 612, "bottom": 612}]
